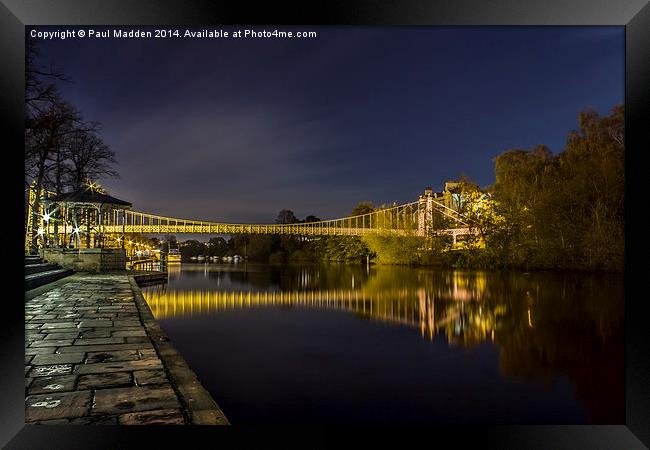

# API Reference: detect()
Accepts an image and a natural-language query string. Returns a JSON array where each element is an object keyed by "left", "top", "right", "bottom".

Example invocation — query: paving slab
[
  {"left": 112, "top": 330, "right": 147, "bottom": 337},
  {"left": 86, "top": 349, "right": 155, "bottom": 364},
  {"left": 29, "top": 339, "right": 74, "bottom": 347},
  {"left": 118, "top": 408, "right": 185, "bottom": 425},
  {"left": 133, "top": 369, "right": 167, "bottom": 386},
  {"left": 73, "top": 337, "right": 126, "bottom": 346},
  {"left": 74, "top": 359, "right": 163, "bottom": 375},
  {"left": 57, "top": 342, "right": 154, "bottom": 353},
  {"left": 31, "top": 353, "right": 86, "bottom": 365},
  {"left": 92, "top": 384, "right": 180, "bottom": 414},
  {"left": 77, "top": 372, "right": 133, "bottom": 390},
  {"left": 25, "top": 347, "right": 57, "bottom": 356},
  {"left": 44, "top": 332, "right": 81, "bottom": 340},
  {"left": 28, "top": 375, "right": 77, "bottom": 394},
  {"left": 25, "top": 390, "right": 92, "bottom": 421},
  {"left": 27, "top": 364, "right": 74, "bottom": 378},
  {"left": 79, "top": 330, "right": 112, "bottom": 339}
]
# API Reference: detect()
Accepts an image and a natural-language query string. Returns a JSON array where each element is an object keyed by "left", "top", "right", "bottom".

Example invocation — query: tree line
[
  {"left": 152, "top": 209, "right": 374, "bottom": 264},
  {"left": 455, "top": 104, "right": 624, "bottom": 272}
]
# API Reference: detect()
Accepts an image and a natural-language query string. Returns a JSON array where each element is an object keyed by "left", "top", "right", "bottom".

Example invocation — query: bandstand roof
[{"left": 45, "top": 187, "right": 132, "bottom": 208}]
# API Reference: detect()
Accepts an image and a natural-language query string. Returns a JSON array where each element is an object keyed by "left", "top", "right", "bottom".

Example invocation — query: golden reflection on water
[{"left": 143, "top": 285, "right": 506, "bottom": 346}]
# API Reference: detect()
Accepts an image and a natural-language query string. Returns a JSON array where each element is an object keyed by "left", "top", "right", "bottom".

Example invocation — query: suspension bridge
[
  {"left": 29, "top": 185, "right": 478, "bottom": 244},
  {"left": 103, "top": 198, "right": 471, "bottom": 238}
]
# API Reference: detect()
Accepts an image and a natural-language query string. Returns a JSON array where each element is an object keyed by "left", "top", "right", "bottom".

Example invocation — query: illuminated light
[
  {"left": 73, "top": 227, "right": 81, "bottom": 234},
  {"left": 42, "top": 213, "right": 51, "bottom": 222},
  {"left": 84, "top": 179, "right": 105, "bottom": 194},
  {"left": 37, "top": 228, "right": 45, "bottom": 235}
]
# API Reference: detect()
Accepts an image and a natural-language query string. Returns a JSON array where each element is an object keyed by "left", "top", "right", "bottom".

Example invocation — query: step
[
  {"left": 25, "top": 263, "right": 61, "bottom": 275},
  {"left": 25, "top": 268, "right": 74, "bottom": 291},
  {"left": 25, "top": 256, "right": 43, "bottom": 264}
]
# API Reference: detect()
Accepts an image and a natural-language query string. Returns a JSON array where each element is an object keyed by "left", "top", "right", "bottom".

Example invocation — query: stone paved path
[{"left": 25, "top": 274, "right": 228, "bottom": 425}]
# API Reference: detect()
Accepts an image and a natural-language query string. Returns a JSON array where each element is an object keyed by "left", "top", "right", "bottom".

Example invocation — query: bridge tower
[{"left": 417, "top": 187, "right": 434, "bottom": 237}]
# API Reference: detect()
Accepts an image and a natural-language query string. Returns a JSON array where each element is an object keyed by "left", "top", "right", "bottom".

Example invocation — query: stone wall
[{"left": 42, "top": 248, "right": 126, "bottom": 272}]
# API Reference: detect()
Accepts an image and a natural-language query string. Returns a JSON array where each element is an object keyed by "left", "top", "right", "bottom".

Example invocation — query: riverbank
[{"left": 24, "top": 272, "right": 229, "bottom": 425}]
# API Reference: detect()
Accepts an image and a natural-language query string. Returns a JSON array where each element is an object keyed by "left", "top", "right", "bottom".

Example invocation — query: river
[{"left": 140, "top": 262, "right": 623, "bottom": 424}]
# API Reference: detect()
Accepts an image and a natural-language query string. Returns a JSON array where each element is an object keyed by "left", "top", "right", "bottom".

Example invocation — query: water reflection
[{"left": 142, "top": 263, "right": 623, "bottom": 424}]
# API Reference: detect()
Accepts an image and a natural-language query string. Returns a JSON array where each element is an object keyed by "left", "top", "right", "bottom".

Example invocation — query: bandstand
[{"left": 32, "top": 184, "right": 132, "bottom": 271}]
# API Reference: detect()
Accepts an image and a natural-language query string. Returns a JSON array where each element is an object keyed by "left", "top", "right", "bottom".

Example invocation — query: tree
[
  {"left": 310, "top": 235, "right": 370, "bottom": 262},
  {"left": 275, "top": 209, "right": 298, "bottom": 224},
  {"left": 207, "top": 237, "right": 229, "bottom": 257},
  {"left": 180, "top": 240, "right": 206, "bottom": 261},
  {"left": 161, "top": 235, "right": 178, "bottom": 253},
  {"left": 65, "top": 126, "right": 118, "bottom": 190},
  {"left": 362, "top": 233, "right": 423, "bottom": 265},
  {"left": 489, "top": 105, "right": 624, "bottom": 270},
  {"left": 351, "top": 202, "right": 374, "bottom": 216},
  {"left": 462, "top": 190, "right": 506, "bottom": 251},
  {"left": 25, "top": 39, "right": 74, "bottom": 194},
  {"left": 350, "top": 202, "right": 374, "bottom": 229},
  {"left": 25, "top": 39, "right": 69, "bottom": 137},
  {"left": 551, "top": 105, "right": 624, "bottom": 269},
  {"left": 491, "top": 145, "right": 554, "bottom": 265},
  {"left": 246, "top": 235, "right": 274, "bottom": 261},
  {"left": 26, "top": 98, "right": 84, "bottom": 249}
]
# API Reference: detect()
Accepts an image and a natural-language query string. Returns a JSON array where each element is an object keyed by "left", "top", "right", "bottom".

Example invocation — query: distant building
[
  {"left": 442, "top": 180, "right": 464, "bottom": 211},
  {"left": 438, "top": 180, "right": 491, "bottom": 212}
]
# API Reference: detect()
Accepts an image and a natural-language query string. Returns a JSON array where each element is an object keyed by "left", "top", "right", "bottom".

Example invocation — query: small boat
[{"left": 167, "top": 248, "right": 181, "bottom": 264}]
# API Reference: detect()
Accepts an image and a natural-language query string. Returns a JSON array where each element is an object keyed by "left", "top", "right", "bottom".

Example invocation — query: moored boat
[{"left": 167, "top": 248, "right": 181, "bottom": 264}]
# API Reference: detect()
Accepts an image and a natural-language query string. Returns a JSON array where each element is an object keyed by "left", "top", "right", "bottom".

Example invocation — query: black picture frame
[{"left": 2, "top": 1, "right": 648, "bottom": 448}]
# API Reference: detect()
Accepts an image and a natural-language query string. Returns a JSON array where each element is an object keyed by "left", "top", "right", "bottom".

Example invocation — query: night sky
[{"left": 29, "top": 26, "right": 623, "bottom": 224}]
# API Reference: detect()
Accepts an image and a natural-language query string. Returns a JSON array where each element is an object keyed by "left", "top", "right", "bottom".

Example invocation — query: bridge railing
[{"left": 99, "top": 198, "right": 475, "bottom": 237}]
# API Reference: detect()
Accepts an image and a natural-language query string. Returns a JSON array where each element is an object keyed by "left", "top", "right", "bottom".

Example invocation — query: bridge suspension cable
[{"left": 95, "top": 197, "right": 472, "bottom": 237}]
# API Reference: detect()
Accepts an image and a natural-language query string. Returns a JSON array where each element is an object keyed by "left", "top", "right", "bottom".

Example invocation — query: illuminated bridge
[
  {"left": 27, "top": 185, "right": 481, "bottom": 251},
  {"left": 103, "top": 198, "right": 472, "bottom": 238},
  {"left": 45, "top": 189, "right": 475, "bottom": 236}
]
